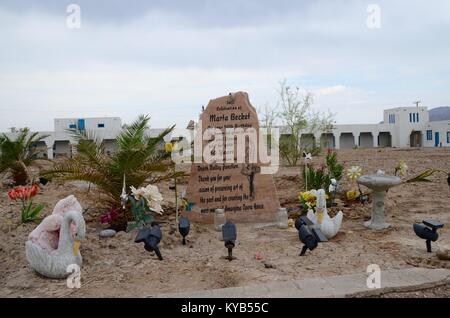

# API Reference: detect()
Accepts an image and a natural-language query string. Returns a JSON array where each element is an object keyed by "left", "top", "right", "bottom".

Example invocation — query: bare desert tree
[{"left": 276, "top": 80, "right": 335, "bottom": 166}]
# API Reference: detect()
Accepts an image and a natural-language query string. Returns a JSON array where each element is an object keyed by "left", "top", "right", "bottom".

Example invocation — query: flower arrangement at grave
[
  {"left": 302, "top": 149, "right": 344, "bottom": 193},
  {"left": 299, "top": 189, "right": 329, "bottom": 213},
  {"left": 8, "top": 184, "right": 45, "bottom": 223},
  {"left": 392, "top": 160, "right": 443, "bottom": 184},
  {"left": 300, "top": 149, "right": 344, "bottom": 211},
  {"left": 344, "top": 160, "right": 443, "bottom": 203},
  {"left": 346, "top": 165, "right": 363, "bottom": 201},
  {"left": 125, "top": 184, "right": 164, "bottom": 232}
]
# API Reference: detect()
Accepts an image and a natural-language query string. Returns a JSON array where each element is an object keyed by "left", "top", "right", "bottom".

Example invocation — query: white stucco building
[
  {"left": 2, "top": 106, "right": 449, "bottom": 159},
  {"left": 292, "top": 106, "right": 450, "bottom": 149},
  {"left": 2, "top": 117, "right": 170, "bottom": 159}
]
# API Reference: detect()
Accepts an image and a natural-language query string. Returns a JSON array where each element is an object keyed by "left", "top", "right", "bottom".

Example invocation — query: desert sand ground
[{"left": 0, "top": 148, "right": 449, "bottom": 297}]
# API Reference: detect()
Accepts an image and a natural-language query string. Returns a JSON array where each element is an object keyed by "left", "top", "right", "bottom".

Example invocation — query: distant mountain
[{"left": 429, "top": 106, "right": 450, "bottom": 122}]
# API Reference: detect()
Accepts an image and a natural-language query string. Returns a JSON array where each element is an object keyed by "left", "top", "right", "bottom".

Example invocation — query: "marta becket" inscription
[{"left": 185, "top": 92, "right": 280, "bottom": 223}]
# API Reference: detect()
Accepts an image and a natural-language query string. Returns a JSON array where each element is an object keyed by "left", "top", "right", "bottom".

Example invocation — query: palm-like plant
[
  {"left": 0, "top": 128, "right": 50, "bottom": 185},
  {"left": 42, "top": 115, "right": 182, "bottom": 229}
]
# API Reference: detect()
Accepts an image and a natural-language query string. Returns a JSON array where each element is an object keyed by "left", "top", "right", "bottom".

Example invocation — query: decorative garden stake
[
  {"left": 447, "top": 173, "right": 450, "bottom": 187},
  {"left": 135, "top": 222, "right": 163, "bottom": 260},
  {"left": 165, "top": 142, "right": 180, "bottom": 224},
  {"left": 329, "top": 178, "right": 338, "bottom": 207},
  {"left": 178, "top": 216, "right": 190, "bottom": 245},
  {"left": 303, "top": 152, "right": 312, "bottom": 190},
  {"left": 222, "top": 221, "right": 237, "bottom": 261},
  {"left": 120, "top": 174, "right": 128, "bottom": 209},
  {"left": 413, "top": 219, "right": 444, "bottom": 253}
]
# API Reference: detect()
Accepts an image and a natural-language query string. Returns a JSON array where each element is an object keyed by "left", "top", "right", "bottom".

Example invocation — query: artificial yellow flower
[
  {"left": 287, "top": 218, "right": 294, "bottom": 228},
  {"left": 165, "top": 142, "right": 173, "bottom": 153},
  {"left": 396, "top": 160, "right": 408, "bottom": 176},
  {"left": 346, "top": 189, "right": 360, "bottom": 201}
]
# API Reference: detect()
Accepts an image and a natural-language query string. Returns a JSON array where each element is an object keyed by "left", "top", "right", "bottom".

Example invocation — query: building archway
[
  {"left": 30, "top": 141, "right": 48, "bottom": 159},
  {"left": 410, "top": 131, "right": 422, "bottom": 147},
  {"left": 300, "top": 134, "right": 316, "bottom": 150},
  {"left": 378, "top": 132, "right": 392, "bottom": 147},
  {"left": 53, "top": 140, "right": 71, "bottom": 158},
  {"left": 359, "top": 132, "right": 374, "bottom": 148},
  {"left": 339, "top": 133, "right": 355, "bottom": 149},
  {"left": 101, "top": 139, "right": 118, "bottom": 156},
  {"left": 320, "top": 133, "right": 335, "bottom": 149}
]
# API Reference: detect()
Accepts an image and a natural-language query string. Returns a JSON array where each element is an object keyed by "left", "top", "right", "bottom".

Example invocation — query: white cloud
[
  {"left": 0, "top": 1, "right": 450, "bottom": 131},
  {"left": 314, "top": 85, "right": 348, "bottom": 96}
]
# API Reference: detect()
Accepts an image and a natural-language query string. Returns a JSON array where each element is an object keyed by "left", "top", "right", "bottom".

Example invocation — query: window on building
[
  {"left": 388, "top": 114, "right": 395, "bottom": 124},
  {"left": 410, "top": 113, "right": 419, "bottom": 123},
  {"left": 69, "top": 124, "right": 77, "bottom": 129},
  {"left": 426, "top": 130, "right": 433, "bottom": 141},
  {"left": 447, "top": 131, "right": 450, "bottom": 143},
  {"left": 98, "top": 123, "right": 105, "bottom": 128}
]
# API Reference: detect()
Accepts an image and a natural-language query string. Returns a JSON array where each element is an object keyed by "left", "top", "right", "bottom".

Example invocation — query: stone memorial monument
[{"left": 185, "top": 91, "right": 280, "bottom": 223}]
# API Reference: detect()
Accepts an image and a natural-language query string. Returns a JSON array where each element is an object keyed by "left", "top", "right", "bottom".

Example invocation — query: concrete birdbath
[{"left": 357, "top": 171, "right": 402, "bottom": 230}]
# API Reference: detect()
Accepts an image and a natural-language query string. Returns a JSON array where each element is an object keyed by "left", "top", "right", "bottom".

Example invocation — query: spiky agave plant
[
  {"left": 43, "top": 115, "right": 183, "bottom": 230},
  {"left": 0, "top": 128, "right": 50, "bottom": 185}
]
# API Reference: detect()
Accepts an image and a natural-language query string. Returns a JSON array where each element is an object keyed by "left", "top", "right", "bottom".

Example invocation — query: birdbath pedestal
[{"left": 357, "top": 173, "right": 402, "bottom": 230}]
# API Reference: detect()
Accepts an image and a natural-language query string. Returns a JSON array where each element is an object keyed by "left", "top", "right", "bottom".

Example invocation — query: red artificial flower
[
  {"left": 7, "top": 189, "right": 17, "bottom": 200},
  {"left": 7, "top": 185, "right": 39, "bottom": 201},
  {"left": 30, "top": 184, "right": 39, "bottom": 197},
  {"left": 99, "top": 207, "right": 120, "bottom": 224}
]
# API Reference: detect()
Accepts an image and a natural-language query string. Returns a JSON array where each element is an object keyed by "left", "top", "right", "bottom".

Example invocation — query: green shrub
[{"left": 302, "top": 150, "right": 344, "bottom": 192}]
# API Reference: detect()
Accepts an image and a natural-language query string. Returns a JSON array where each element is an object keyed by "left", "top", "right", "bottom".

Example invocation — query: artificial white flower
[
  {"left": 347, "top": 166, "right": 362, "bottom": 181},
  {"left": 130, "top": 185, "right": 145, "bottom": 200},
  {"left": 142, "top": 184, "right": 164, "bottom": 202},
  {"left": 147, "top": 201, "right": 164, "bottom": 214},
  {"left": 130, "top": 184, "right": 164, "bottom": 214}
]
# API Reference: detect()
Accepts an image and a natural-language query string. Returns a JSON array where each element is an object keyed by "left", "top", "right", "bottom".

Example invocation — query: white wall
[
  {"left": 54, "top": 117, "right": 122, "bottom": 132},
  {"left": 423, "top": 121, "right": 450, "bottom": 147}
]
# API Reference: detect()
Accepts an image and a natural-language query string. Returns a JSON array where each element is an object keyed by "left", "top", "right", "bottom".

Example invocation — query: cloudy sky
[{"left": 1, "top": 0, "right": 449, "bottom": 131}]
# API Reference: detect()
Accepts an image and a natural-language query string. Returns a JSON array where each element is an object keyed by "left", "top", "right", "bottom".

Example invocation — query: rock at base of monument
[{"left": 99, "top": 229, "right": 117, "bottom": 238}]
